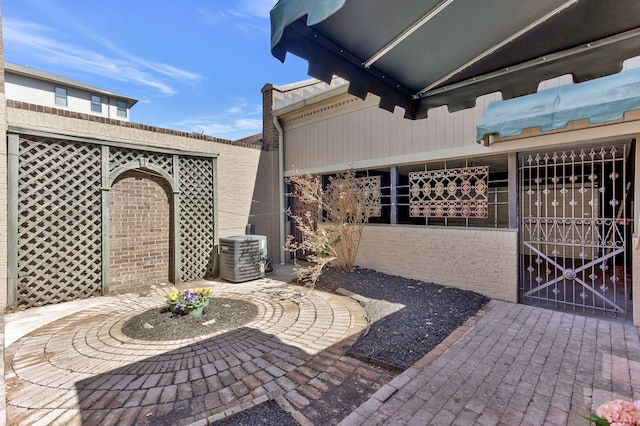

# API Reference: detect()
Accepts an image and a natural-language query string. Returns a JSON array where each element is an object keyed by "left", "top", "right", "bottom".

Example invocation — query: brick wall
[
  {"left": 0, "top": 9, "right": 7, "bottom": 424},
  {"left": 0, "top": 8, "right": 7, "bottom": 311},
  {"left": 5, "top": 100, "right": 278, "bottom": 307},
  {"left": 109, "top": 170, "right": 172, "bottom": 294},
  {"left": 7, "top": 102, "right": 269, "bottom": 241},
  {"left": 261, "top": 84, "right": 278, "bottom": 151},
  {"left": 356, "top": 225, "right": 519, "bottom": 302}
]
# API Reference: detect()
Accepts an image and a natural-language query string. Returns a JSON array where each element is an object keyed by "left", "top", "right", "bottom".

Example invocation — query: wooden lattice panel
[
  {"left": 109, "top": 147, "right": 174, "bottom": 176},
  {"left": 179, "top": 157, "right": 214, "bottom": 281},
  {"left": 17, "top": 137, "right": 102, "bottom": 307},
  {"left": 409, "top": 166, "right": 489, "bottom": 218}
]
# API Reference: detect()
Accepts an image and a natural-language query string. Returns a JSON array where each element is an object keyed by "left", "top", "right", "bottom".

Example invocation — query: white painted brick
[{"left": 356, "top": 225, "right": 518, "bottom": 302}]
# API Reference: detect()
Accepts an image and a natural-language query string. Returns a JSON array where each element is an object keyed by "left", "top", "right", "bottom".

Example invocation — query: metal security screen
[
  {"left": 519, "top": 145, "right": 632, "bottom": 319},
  {"left": 409, "top": 166, "right": 489, "bottom": 218},
  {"left": 16, "top": 137, "right": 103, "bottom": 307}
]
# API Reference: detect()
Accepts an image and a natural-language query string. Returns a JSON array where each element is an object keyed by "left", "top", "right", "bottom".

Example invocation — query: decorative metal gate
[{"left": 519, "top": 145, "right": 632, "bottom": 320}]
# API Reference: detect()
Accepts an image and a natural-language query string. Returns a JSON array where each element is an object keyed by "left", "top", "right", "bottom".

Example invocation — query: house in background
[{"left": 4, "top": 63, "right": 137, "bottom": 121}]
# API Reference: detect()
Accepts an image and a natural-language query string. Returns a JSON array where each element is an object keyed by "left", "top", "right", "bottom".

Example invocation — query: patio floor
[{"left": 2, "top": 265, "right": 640, "bottom": 425}]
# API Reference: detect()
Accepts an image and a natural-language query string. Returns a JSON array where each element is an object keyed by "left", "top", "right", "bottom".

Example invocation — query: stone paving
[
  {"left": 4, "top": 277, "right": 373, "bottom": 425},
  {"left": 340, "top": 301, "right": 640, "bottom": 426},
  {"left": 4, "top": 273, "right": 640, "bottom": 425}
]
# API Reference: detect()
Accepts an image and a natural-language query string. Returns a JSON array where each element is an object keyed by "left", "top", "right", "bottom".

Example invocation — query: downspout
[{"left": 273, "top": 115, "right": 286, "bottom": 265}]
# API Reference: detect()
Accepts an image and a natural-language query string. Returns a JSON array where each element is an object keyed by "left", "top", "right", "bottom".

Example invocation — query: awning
[
  {"left": 476, "top": 67, "right": 640, "bottom": 142},
  {"left": 270, "top": 0, "right": 640, "bottom": 120}
]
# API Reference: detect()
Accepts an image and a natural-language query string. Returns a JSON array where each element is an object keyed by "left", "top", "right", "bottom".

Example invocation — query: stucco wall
[{"left": 356, "top": 225, "right": 519, "bottom": 302}]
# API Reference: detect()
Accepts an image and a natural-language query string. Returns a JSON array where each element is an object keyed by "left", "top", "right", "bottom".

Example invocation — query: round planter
[
  {"left": 203, "top": 298, "right": 210, "bottom": 307},
  {"left": 188, "top": 306, "right": 204, "bottom": 318}
]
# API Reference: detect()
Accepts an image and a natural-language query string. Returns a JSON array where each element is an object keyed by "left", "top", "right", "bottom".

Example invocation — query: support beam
[{"left": 7, "top": 134, "right": 19, "bottom": 308}]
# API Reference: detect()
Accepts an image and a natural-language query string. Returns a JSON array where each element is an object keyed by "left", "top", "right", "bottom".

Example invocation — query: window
[
  {"left": 117, "top": 100, "right": 127, "bottom": 118},
  {"left": 91, "top": 95, "right": 102, "bottom": 113},
  {"left": 54, "top": 87, "right": 67, "bottom": 106}
]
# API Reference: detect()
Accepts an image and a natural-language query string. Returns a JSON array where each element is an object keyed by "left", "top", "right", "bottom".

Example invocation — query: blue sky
[{"left": 2, "top": 0, "right": 311, "bottom": 140}]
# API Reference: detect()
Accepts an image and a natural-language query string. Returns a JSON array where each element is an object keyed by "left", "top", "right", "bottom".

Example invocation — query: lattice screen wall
[
  {"left": 16, "top": 137, "right": 103, "bottom": 307},
  {"left": 179, "top": 157, "right": 215, "bottom": 281},
  {"left": 11, "top": 135, "right": 217, "bottom": 309}
]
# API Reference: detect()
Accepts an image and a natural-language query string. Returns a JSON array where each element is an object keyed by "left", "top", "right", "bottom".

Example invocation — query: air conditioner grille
[{"left": 219, "top": 236, "right": 266, "bottom": 282}]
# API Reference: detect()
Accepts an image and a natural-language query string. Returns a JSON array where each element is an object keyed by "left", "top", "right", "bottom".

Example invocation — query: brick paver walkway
[
  {"left": 4, "top": 278, "right": 369, "bottom": 425},
  {"left": 340, "top": 301, "right": 640, "bottom": 426},
  {"left": 6, "top": 279, "right": 640, "bottom": 425}
]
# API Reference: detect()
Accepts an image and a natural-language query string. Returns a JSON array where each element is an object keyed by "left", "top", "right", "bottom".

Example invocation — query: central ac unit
[{"left": 218, "top": 235, "right": 267, "bottom": 282}]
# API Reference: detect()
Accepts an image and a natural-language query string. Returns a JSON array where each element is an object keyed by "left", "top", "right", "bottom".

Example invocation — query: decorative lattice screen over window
[
  {"left": 17, "top": 137, "right": 103, "bottom": 307},
  {"left": 409, "top": 166, "right": 489, "bottom": 218},
  {"left": 357, "top": 176, "right": 382, "bottom": 217},
  {"left": 179, "top": 156, "right": 214, "bottom": 281}
]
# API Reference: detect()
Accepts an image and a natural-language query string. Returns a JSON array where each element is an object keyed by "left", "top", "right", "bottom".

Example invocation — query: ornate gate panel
[{"left": 519, "top": 145, "right": 632, "bottom": 320}]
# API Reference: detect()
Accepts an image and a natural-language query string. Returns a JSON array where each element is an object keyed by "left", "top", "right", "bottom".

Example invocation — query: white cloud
[
  {"left": 235, "top": 118, "right": 262, "bottom": 129},
  {"left": 169, "top": 99, "right": 263, "bottom": 139},
  {"left": 198, "top": 1, "right": 277, "bottom": 33},
  {"left": 3, "top": 17, "right": 201, "bottom": 96},
  {"left": 241, "top": 0, "right": 277, "bottom": 18}
]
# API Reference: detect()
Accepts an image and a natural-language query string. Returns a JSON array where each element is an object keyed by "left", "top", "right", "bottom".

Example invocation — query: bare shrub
[{"left": 285, "top": 169, "right": 379, "bottom": 286}]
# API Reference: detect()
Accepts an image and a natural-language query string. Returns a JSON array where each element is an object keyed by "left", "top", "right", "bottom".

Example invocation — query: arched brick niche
[{"left": 109, "top": 169, "right": 173, "bottom": 294}]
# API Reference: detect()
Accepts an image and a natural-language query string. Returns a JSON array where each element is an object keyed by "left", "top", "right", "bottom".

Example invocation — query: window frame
[
  {"left": 116, "top": 100, "right": 127, "bottom": 118},
  {"left": 54, "top": 87, "right": 67, "bottom": 107},
  {"left": 91, "top": 95, "right": 102, "bottom": 113}
]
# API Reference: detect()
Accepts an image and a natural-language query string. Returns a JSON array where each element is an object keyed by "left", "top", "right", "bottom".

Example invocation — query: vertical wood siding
[{"left": 283, "top": 93, "right": 501, "bottom": 171}]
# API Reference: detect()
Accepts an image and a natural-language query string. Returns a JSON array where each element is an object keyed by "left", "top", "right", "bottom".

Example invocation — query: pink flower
[{"left": 595, "top": 399, "right": 640, "bottom": 426}]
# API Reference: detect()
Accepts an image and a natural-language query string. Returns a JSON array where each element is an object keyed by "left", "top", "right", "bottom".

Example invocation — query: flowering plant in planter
[
  {"left": 586, "top": 399, "right": 640, "bottom": 425},
  {"left": 193, "top": 287, "right": 212, "bottom": 299},
  {"left": 167, "top": 290, "right": 180, "bottom": 307},
  {"left": 166, "top": 289, "right": 207, "bottom": 314}
]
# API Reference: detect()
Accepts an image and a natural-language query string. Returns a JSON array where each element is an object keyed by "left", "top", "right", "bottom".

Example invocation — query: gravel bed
[{"left": 121, "top": 298, "right": 258, "bottom": 340}]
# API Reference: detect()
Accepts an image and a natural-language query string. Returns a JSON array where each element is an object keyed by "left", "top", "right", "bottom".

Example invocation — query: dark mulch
[
  {"left": 212, "top": 400, "right": 298, "bottom": 426},
  {"left": 121, "top": 298, "right": 258, "bottom": 341},
  {"left": 316, "top": 267, "right": 489, "bottom": 370}
]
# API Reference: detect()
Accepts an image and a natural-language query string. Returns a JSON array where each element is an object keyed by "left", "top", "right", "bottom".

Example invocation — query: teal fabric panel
[
  {"left": 476, "top": 67, "right": 640, "bottom": 141},
  {"left": 270, "top": 0, "right": 346, "bottom": 50}
]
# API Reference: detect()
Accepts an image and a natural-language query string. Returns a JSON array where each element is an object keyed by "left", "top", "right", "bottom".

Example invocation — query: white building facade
[{"left": 4, "top": 63, "right": 137, "bottom": 121}]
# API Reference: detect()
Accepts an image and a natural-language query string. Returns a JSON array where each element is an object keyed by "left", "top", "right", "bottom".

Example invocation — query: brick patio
[{"left": 3, "top": 272, "right": 640, "bottom": 425}]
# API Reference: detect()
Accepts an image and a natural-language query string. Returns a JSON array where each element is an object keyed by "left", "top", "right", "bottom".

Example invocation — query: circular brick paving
[{"left": 5, "top": 279, "right": 367, "bottom": 425}]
